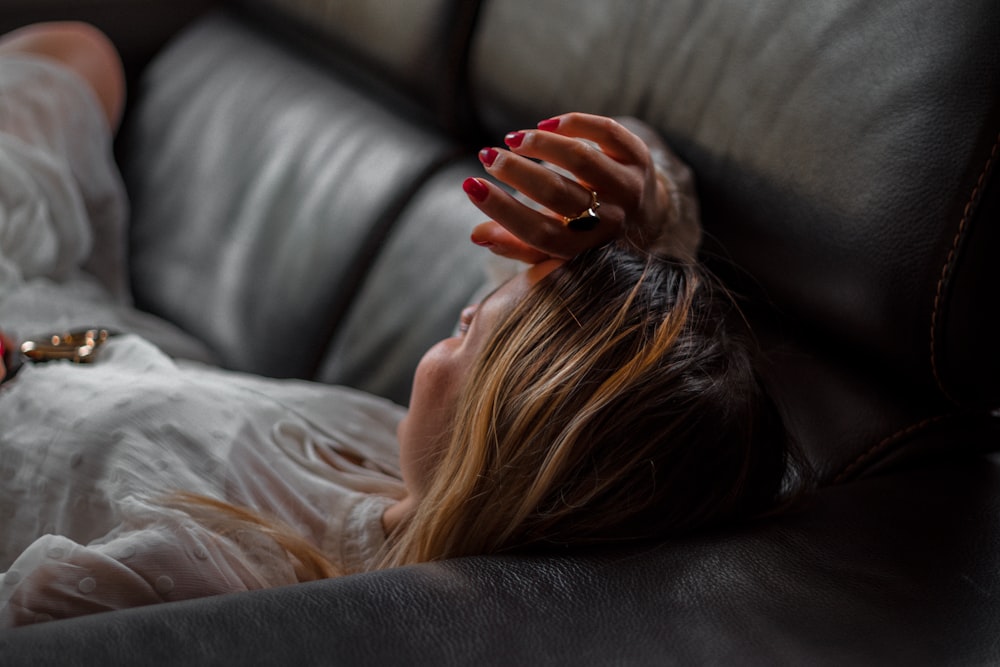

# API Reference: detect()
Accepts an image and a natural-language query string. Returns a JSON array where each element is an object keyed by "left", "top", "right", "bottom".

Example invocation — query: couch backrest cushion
[
  {"left": 123, "top": 13, "right": 479, "bottom": 380},
  {"left": 123, "top": 0, "right": 998, "bottom": 479},
  {"left": 236, "top": 0, "right": 482, "bottom": 133},
  {"left": 468, "top": 0, "right": 1000, "bottom": 410}
]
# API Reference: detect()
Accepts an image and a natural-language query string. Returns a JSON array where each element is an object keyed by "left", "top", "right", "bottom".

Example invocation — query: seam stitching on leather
[
  {"left": 832, "top": 414, "right": 951, "bottom": 484},
  {"left": 929, "top": 131, "right": 1000, "bottom": 403}
]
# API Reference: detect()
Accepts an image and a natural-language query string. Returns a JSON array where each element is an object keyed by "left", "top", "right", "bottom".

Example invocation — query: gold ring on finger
[{"left": 562, "top": 191, "right": 601, "bottom": 231}]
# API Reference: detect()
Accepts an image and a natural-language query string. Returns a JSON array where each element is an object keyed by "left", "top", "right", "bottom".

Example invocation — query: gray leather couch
[{"left": 2, "top": 0, "right": 999, "bottom": 664}]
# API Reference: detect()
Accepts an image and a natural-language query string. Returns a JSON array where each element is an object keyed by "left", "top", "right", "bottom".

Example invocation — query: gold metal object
[
  {"left": 19, "top": 328, "right": 112, "bottom": 364},
  {"left": 563, "top": 191, "right": 601, "bottom": 231}
]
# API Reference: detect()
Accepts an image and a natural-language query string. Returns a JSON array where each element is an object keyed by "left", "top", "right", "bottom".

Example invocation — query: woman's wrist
[
  {"left": 651, "top": 160, "right": 701, "bottom": 263},
  {"left": 615, "top": 117, "right": 702, "bottom": 262}
]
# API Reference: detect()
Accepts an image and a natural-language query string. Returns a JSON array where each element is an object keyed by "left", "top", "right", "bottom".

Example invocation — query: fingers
[
  {"left": 535, "top": 112, "right": 651, "bottom": 170},
  {"left": 463, "top": 112, "right": 663, "bottom": 262},
  {"left": 502, "top": 129, "right": 636, "bottom": 206},
  {"left": 499, "top": 113, "right": 657, "bottom": 225},
  {"left": 463, "top": 177, "right": 614, "bottom": 260},
  {"left": 470, "top": 221, "right": 551, "bottom": 264},
  {"left": 478, "top": 146, "right": 601, "bottom": 221}
]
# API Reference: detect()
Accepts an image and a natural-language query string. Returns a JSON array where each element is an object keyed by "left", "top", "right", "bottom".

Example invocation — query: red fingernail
[
  {"left": 462, "top": 177, "right": 489, "bottom": 202},
  {"left": 538, "top": 117, "right": 560, "bottom": 131},
  {"left": 504, "top": 131, "right": 525, "bottom": 148},
  {"left": 470, "top": 234, "right": 494, "bottom": 248},
  {"left": 478, "top": 147, "right": 498, "bottom": 167}
]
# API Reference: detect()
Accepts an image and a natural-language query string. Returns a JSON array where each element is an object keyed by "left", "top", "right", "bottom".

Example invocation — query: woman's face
[{"left": 396, "top": 260, "right": 562, "bottom": 498}]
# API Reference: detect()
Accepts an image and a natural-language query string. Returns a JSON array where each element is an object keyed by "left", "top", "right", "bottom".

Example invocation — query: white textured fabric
[
  {"left": 0, "top": 53, "right": 217, "bottom": 365},
  {"left": 0, "top": 55, "right": 407, "bottom": 627}
]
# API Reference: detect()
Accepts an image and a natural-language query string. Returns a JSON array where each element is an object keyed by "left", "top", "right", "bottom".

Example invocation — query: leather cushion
[
  {"left": 468, "top": 0, "right": 1000, "bottom": 408},
  {"left": 316, "top": 160, "right": 495, "bottom": 406},
  {"left": 121, "top": 12, "right": 463, "bottom": 378},
  {"left": 236, "top": 0, "right": 483, "bottom": 134},
  {"left": 5, "top": 450, "right": 1000, "bottom": 665}
]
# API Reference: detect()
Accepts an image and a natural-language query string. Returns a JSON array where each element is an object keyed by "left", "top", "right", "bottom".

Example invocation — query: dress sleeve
[{"left": 0, "top": 518, "right": 298, "bottom": 627}]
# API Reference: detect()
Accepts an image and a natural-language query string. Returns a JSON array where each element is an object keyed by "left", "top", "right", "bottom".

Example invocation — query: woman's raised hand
[{"left": 463, "top": 113, "right": 701, "bottom": 264}]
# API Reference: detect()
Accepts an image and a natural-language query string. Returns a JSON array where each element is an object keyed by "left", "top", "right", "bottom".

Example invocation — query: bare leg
[{"left": 0, "top": 22, "right": 125, "bottom": 132}]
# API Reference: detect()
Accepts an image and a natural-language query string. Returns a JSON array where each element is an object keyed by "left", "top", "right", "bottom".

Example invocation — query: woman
[{"left": 0, "top": 23, "right": 788, "bottom": 625}]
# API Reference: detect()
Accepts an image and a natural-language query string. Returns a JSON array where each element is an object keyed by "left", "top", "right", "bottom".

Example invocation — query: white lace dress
[{"left": 0, "top": 55, "right": 407, "bottom": 627}]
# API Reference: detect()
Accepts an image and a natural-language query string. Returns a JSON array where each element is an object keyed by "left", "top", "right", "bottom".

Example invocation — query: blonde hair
[
  {"left": 380, "top": 244, "right": 788, "bottom": 566},
  {"left": 171, "top": 243, "right": 788, "bottom": 579},
  {"left": 164, "top": 492, "right": 340, "bottom": 580}
]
